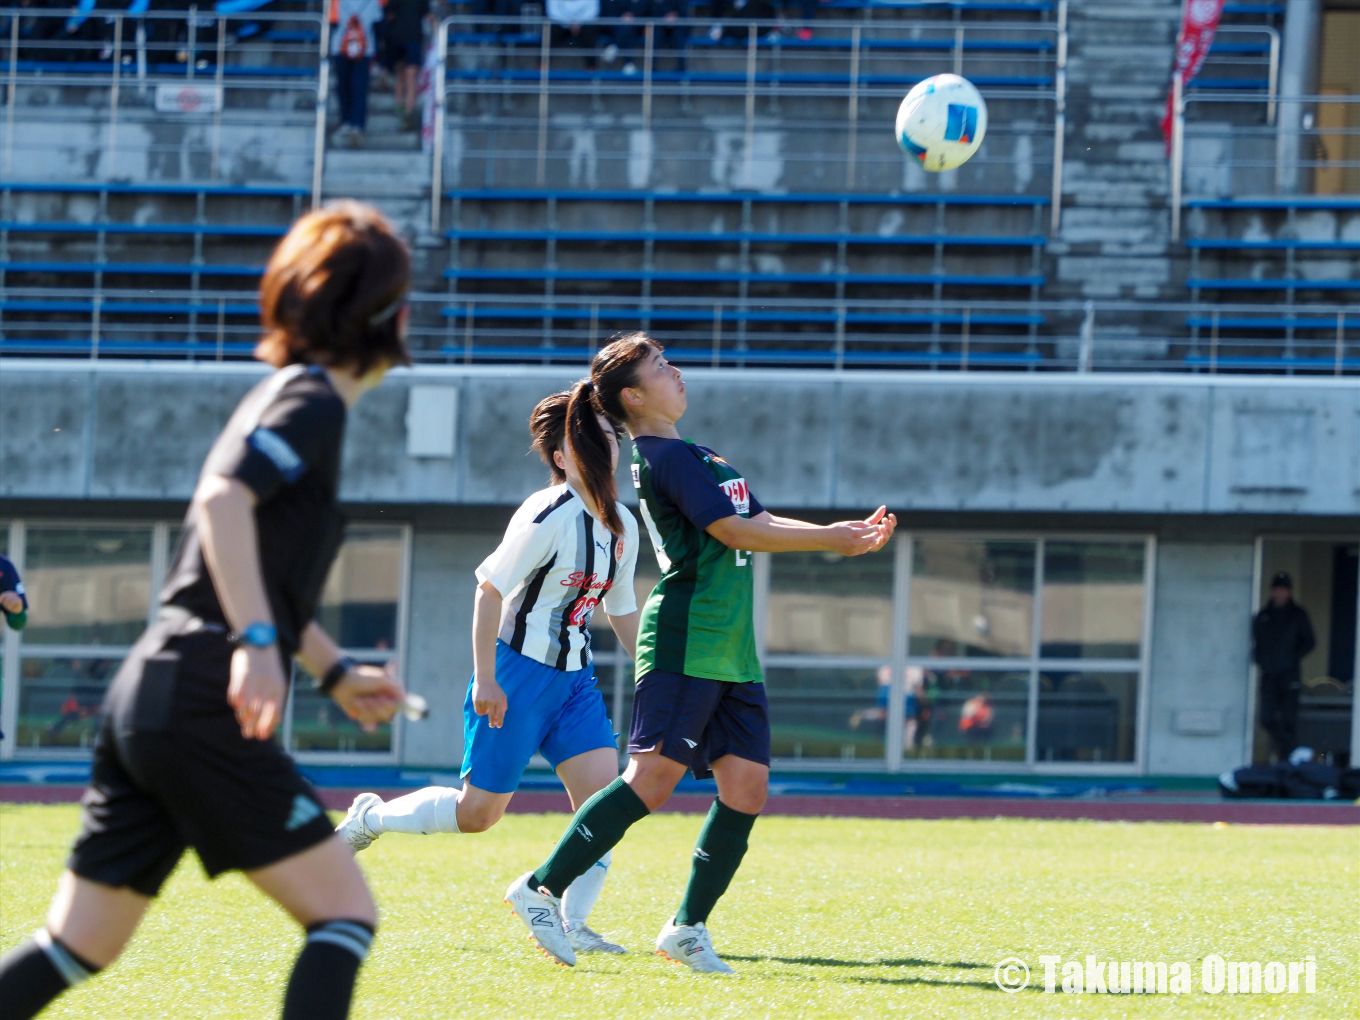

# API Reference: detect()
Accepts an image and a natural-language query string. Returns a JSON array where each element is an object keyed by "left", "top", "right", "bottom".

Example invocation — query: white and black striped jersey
[{"left": 476, "top": 484, "right": 640, "bottom": 672}]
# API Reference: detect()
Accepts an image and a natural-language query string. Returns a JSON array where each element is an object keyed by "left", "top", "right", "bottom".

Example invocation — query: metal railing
[
  {"left": 0, "top": 8, "right": 329, "bottom": 204},
  {"left": 1170, "top": 92, "right": 1360, "bottom": 241},
  {"left": 429, "top": 9, "right": 1068, "bottom": 233},
  {"left": 2, "top": 286, "right": 1356, "bottom": 374}
]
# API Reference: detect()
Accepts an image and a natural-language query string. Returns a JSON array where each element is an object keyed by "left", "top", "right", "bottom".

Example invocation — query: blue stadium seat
[
  {"left": 1187, "top": 316, "right": 1353, "bottom": 330},
  {"left": 1186, "top": 197, "right": 1360, "bottom": 210},
  {"left": 440, "top": 306, "right": 1043, "bottom": 326},
  {"left": 0, "top": 298, "right": 257, "bottom": 315},
  {"left": 435, "top": 342, "right": 1045, "bottom": 369},
  {"left": 446, "top": 189, "right": 1049, "bottom": 208},
  {"left": 1183, "top": 355, "right": 1354, "bottom": 371},
  {"left": 1187, "top": 239, "right": 1360, "bottom": 252},
  {"left": 0, "top": 222, "right": 286, "bottom": 238},
  {"left": 443, "top": 68, "right": 1054, "bottom": 88},
  {"left": 445, "top": 268, "right": 1043, "bottom": 288},
  {"left": 1188, "top": 279, "right": 1360, "bottom": 292},
  {"left": 0, "top": 261, "right": 262, "bottom": 277},
  {"left": 1, "top": 182, "right": 308, "bottom": 199}
]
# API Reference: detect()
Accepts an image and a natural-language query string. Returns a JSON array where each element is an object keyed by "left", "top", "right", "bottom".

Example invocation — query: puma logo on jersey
[
  {"left": 720, "top": 478, "right": 750, "bottom": 515},
  {"left": 595, "top": 540, "right": 609, "bottom": 553},
  {"left": 681, "top": 738, "right": 697, "bottom": 749}
]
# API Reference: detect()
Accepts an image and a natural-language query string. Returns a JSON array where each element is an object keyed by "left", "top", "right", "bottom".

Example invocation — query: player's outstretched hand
[
  {"left": 228, "top": 645, "right": 288, "bottom": 741},
  {"left": 824, "top": 507, "right": 898, "bottom": 557},
  {"left": 0, "top": 591, "right": 22, "bottom": 614},
  {"left": 332, "top": 663, "right": 405, "bottom": 733},
  {"left": 472, "top": 676, "right": 508, "bottom": 728}
]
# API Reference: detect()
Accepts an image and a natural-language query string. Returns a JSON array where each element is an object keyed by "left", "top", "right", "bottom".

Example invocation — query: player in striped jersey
[
  {"left": 337, "top": 381, "right": 640, "bottom": 959},
  {"left": 506, "top": 334, "right": 895, "bottom": 972}
]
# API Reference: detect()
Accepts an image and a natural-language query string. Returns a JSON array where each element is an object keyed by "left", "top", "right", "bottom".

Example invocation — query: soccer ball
[{"left": 895, "top": 74, "right": 988, "bottom": 172}]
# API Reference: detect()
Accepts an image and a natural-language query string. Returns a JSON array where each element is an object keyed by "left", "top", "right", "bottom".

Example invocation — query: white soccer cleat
[
  {"left": 336, "top": 792, "right": 383, "bottom": 853},
  {"left": 565, "top": 921, "right": 627, "bottom": 954},
  {"left": 655, "top": 918, "right": 734, "bottom": 974},
  {"left": 504, "top": 872, "right": 576, "bottom": 967}
]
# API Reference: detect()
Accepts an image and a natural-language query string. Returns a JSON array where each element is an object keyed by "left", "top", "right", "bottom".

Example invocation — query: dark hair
[
  {"left": 256, "top": 200, "right": 412, "bottom": 375},
  {"left": 589, "top": 332, "right": 663, "bottom": 425},
  {"left": 529, "top": 383, "right": 625, "bottom": 536}
]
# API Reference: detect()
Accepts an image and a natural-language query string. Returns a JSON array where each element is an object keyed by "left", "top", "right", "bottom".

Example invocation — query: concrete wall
[
  {"left": 7, "top": 362, "right": 1360, "bottom": 519},
  {"left": 1145, "top": 541, "right": 1256, "bottom": 773}
]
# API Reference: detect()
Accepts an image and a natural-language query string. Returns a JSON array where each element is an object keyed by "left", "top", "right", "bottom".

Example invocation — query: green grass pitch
[{"left": 2, "top": 804, "right": 1356, "bottom": 1019}]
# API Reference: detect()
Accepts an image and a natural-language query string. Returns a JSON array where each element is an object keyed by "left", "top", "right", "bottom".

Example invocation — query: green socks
[
  {"left": 532, "top": 777, "right": 650, "bottom": 897},
  {"left": 674, "top": 799, "right": 758, "bottom": 927}
]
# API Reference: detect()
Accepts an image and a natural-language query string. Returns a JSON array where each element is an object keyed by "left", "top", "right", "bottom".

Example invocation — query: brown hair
[
  {"left": 256, "top": 200, "right": 412, "bottom": 375},
  {"left": 529, "top": 383, "right": 626, "bottom": 536},
  {"left": 589, "top": 332, "right": 662, "bottom": 425}
]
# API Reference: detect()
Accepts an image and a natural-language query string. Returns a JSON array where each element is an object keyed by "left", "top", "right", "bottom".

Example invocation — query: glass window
[
  {"left": 766, "top": 666, "right": 888, "bottom": 761},
  {"left": 766, "top": 550, "right": 894, "bottom": 657},
  {"left": 312, "top": 527, "right": 404, "bottom": 650},
  {"left": 16, "top": 656, "right": 120, "bottom": 749},
  {"left": 22, "top": 527, "right": 152, "bottom": 645},
  {"left": 1041, "top": 541, "right": 1146, "bottom": 659},
  {"left": 1037, "top": 671, "right": 1137, "bottom": 763},
  {"left": 905, "top": 667, "right": 1029, "bottom": 762},
  {"left": 289, "top": 663, "right": 395, "bottom": 754},
  {"left": 910, "top": 539, "right": 1035, "bottom": 658}
]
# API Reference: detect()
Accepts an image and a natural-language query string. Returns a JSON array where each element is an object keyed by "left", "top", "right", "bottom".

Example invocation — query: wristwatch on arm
[
  {"left": 318, "top": 655, "right": 357, "bottom": 696},
  {"left": 233, "top": 621, "right": 278, "bottom": 649}
]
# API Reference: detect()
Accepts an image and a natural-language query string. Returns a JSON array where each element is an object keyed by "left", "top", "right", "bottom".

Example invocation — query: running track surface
[{"left": 3, "top": 786, "right": 1357, "bottom": 825}]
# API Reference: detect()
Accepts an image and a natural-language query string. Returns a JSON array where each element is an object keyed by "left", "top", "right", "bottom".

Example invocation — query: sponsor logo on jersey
[
  {"left": 631, "top": 464, "right": 641, "bottom": 489},
  {"left": 681, "top": 737, "right": 698, "bottom": 748},
  {"left": 285, "top": 794, "right": 323, "bottom": 831},
  {"left": 560, "top": 571, "right": 614, "bottom": 590},
  {"left": 577, "top": 823, "right": 594, "bottom": 842},
  {"left": 720, "top": 478, "right": 750, "bottom": 515},
  {"left": 247, "top": 427, "right": 305, "bottom": 483},
  {"left": 616, "top": 537, "right": 626, "bottom": 561}
]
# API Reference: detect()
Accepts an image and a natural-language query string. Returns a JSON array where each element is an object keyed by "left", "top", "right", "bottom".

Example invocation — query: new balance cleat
[
  {"left": 336, "top": 792, "right": 383, "bottom": 853},
  {"left": 504, "top": 872, "right": 576, "bottom": 966},
  {"left": 565, "top": 921, "right": 627, "bottom": 954},
  {"left": 655, "top": 918, "right": 734, "bottom": 974}
]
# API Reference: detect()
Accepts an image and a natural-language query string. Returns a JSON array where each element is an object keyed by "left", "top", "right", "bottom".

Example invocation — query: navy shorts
[{"left": 627, "top": 670, "right": 771, "bottom": 780}]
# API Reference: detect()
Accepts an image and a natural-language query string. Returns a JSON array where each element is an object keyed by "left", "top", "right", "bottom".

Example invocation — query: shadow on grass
[
  {"left": 723, "top": 954, "right": 1043, "bottom": 993},
  {"left": 725, "top": 955, "right": 990, "bottom": 970}
]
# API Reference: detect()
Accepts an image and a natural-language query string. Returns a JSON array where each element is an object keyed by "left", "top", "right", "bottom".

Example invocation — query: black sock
[
  {"left": 0, "top": 931, "right": 101, "bottom": 1020},
  {"left": 674, "top": 799, "right": 758, "bottom": 927},
  {"left": 531, "top": 777, "right": 651, "bottom": 897},
  {"left": 281, "top": 920, "right": 374, "bottom": 1020}
]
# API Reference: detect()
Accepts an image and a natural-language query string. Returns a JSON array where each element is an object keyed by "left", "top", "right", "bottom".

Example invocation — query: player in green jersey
[{"left": 506, "top": 334, "right": 896, "bottom": 973}]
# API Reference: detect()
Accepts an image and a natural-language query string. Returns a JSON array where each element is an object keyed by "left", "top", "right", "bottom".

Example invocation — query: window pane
[
  {"left": 766, "top": 666, "right": 887, "bottom": 762},
  {"left": 1037, "top": 671, "right": 1137, "bottom": 763},
  {"left": 313, "top": 527, "right": 404, "bottom": 650},
  {"left": 909, "top": 539, "right": 1035, "bottom": 658},
  {"left": 17, "top": 657, "right": 120, "bottom": 749},
  {"left": 766, "top": 549, "right": 894, "bottom": 657},
  {"left": 1041, "top": 541, "right": 1146, "bottom": 659},
  {"left": 903, "top": 666, "right": 1028, "bottom": 762},
  {"left": 23, "top": 527, "right": 152, "bottom": 645},
  {"left": 290, "top": 663, "right": 393, "bottom": 753}
]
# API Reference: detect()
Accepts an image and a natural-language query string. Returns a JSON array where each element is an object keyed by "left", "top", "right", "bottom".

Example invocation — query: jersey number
[
  {"left": 734, "top": 549, "right": 749, "bottom": 567},
  {"left": 569, "top": 596, "right": 600, "bottom": 627}
]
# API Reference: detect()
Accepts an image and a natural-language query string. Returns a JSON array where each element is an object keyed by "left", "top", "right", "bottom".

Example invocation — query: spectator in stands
[
  {"left": 1252, "top": 572, "right": 1316, "bottom": 761},
  {"left": 600, "top": 0, "right": 645, "bottom": 75},
  {"left": 332, "top": 0, "right": 385, "bottom": 147},
  {"left": 785, "top": 0, "right": 823, "bottom": 41},
  {"left": 384, "top": 0, "right": 430, "bottom": 132},
  {"left": 547, "top": 0, "right": 600, "bottom": 63},
  {"left": 707, "top": 0, "right": 779, "bottom": 45}
]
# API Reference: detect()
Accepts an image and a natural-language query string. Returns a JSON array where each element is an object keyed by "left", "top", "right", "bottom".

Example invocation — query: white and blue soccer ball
[{"left": 895, "top": 74, "right": 988, "bottom": 172}]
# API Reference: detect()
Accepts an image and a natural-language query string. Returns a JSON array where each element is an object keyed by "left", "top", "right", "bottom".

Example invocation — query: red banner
[{"left": 1161, "top": 0, "right": 1226, "bottom": 152}]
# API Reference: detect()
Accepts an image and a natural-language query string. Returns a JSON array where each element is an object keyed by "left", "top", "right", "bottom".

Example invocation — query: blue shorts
[
  {"left": 461, "top": 640, "right": 617, "bottom": 794},
  {"left": 627, "top": 670, "right": 771, "bottom": 780}
]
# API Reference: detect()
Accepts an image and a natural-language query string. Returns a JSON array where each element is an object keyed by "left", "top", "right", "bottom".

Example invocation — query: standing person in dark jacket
[{"left": 1252, "top": 572, "right": 1316, "bottom": 760}]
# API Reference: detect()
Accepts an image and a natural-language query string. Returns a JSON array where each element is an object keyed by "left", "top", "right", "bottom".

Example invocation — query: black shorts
[
  {"left": 627, "top": 669, "right": 771, "bottom": 780},
  {"left": 67, "top": 623, "right": 334, "bottom": 897}
]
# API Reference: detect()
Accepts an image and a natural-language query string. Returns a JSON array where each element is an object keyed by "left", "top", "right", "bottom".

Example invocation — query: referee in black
[{"left": 0, "top": 201, "right": 412, "bottom": 1020}]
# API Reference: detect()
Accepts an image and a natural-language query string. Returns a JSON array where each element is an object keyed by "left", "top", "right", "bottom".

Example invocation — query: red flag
[{"left": 1161, "top": 0, "right": 1226, "bottom": 152}]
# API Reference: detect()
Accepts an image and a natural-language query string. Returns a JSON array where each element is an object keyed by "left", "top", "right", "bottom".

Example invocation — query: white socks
[
  {"left": 562, "top": 850, "right": 612, "bottom": 928},
  {"left": 366, "top": 786, "right": 462, "bottom": 836}
]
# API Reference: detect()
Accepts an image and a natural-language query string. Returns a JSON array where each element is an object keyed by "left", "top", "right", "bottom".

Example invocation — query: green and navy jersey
[{"left": 632, "top": 436, "right": 765, "bottom": 684}]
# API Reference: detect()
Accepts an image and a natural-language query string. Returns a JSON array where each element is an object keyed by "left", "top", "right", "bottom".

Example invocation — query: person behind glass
[
  {"left": 0, "top": 201, "right": 412, "bottom": 1020},
  {"left": 1252, "top": 571, "right": 1316, "bottom": 761},
  {"left": 0, "top": 552, "right": 27, "bottom": 634},
  {"left": 383, "top": 0, "right": 429, "bottom": 132},
  {"left": 547, "top": 0, "right": 601, "bottom": 64},
  {"left": 331, "top": 0, "right": 385, "bottom": 147}
]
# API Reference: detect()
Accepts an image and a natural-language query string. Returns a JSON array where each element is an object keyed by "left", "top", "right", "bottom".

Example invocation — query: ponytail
[{"left": 566, "top": 379, "right": 625, "bottom": 536}]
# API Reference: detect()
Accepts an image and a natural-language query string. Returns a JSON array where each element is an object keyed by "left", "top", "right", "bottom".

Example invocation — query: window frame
[
  {"left": 756, "top": 531, "right": 1157, "bottom": 776},
  {"left": 0, "top": 518, "right": 413, "bottom": 765}
]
